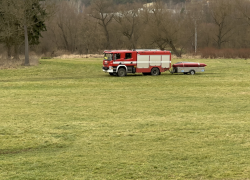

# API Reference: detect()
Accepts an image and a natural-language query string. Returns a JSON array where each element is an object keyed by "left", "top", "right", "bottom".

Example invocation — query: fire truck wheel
[
  {"left": 117, "top": 68, "right": 127, "bottom": 77},
  {"left": 189, "top": 70, "right": 195, "bottom": 75},
  {"left": 151, "top": 68, "right": 160, "bottom": 76}
]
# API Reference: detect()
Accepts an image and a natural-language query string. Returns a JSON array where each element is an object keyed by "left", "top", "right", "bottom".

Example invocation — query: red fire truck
[{"left": 102, "top": 49, "right": 172, "bottom": 77}]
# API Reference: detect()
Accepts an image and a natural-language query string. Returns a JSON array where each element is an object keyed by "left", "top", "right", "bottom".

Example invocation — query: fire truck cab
[{"left": 102, "top": 49, "right": 171, "bottom": 77}]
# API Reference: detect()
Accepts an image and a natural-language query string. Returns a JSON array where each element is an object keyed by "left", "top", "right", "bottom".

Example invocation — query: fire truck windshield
[{"left": 104, "top": 53, "right": 113, "bottom": 61}]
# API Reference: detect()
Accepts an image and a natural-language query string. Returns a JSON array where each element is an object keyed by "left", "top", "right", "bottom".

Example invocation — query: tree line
[
  {"left": 79, "top": 0, "right": 185, "bottom": 6},
  {"left": 1, "top": 0, "right": 250, "bottom": 62}
]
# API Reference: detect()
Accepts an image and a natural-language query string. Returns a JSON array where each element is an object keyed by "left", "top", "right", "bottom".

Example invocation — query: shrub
[
  {"left": 41, "top": 57, "right": 52, "bottom": 59},
  {"left": 200, "top": 48, "right": 250, "bottom": 59}
]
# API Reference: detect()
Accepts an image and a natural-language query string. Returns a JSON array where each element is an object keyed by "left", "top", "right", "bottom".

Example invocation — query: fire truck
[{"left": 102, "top": 49, "right": 172, "bottom": 77}]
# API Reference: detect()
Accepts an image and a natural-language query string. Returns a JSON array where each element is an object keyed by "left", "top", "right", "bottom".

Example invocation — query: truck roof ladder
[{"left": 133, "top": 49, "right": 163, "bottom": 51}]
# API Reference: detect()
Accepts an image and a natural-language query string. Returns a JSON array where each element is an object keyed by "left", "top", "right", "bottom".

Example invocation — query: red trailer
[
  {"left": 171, "top": 62, "right": 207, "bottom": 75},
  {"left": 102, "top": 49, "right": 171, "bottom": 77}
]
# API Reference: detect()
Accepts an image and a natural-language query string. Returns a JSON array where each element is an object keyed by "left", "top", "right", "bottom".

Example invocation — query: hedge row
[{"left": 200, "top": 48, "right": 250, "bottom": 59}]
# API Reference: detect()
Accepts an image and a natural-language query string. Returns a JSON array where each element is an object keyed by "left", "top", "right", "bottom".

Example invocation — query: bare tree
[
  {"left": 144, "top": 1, "right": 183, "bottom": 57},
  {"left": 209, "top": 0, "right": 235, "bottom": 49},
  {"left": 56, "top": 1, "right": 81, "bottom": 52},
  {"left": 113, "top": 3, "right": 142, "bottom": 49},
  {"left": 89, "top": 0, "right": 114, "bottom": 49},
  {"left": 79, "top": 14, "right": 104, "bottom": 54},
  {"left": 235, "top": 0, "right": 250, "bottom": 25}
]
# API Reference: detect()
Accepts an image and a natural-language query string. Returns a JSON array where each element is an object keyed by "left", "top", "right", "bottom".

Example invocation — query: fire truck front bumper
[{"left": 102, "top": 66, "right": 114, "bottom": 73}]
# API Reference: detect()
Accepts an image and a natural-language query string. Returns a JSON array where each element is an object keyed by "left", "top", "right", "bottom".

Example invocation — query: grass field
[{"left": 0, "top": 58, "right": 250, "bottom": 179}]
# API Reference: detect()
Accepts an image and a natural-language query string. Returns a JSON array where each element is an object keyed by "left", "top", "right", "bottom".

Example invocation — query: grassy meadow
[{"left": 0, "top": 57, "right": 250, "bottom": 179}]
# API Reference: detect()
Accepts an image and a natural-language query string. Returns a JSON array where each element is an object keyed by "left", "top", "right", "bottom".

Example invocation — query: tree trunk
[
  {"left": 7, "top": 45, "right": 12, "bottom": 59},
  {"left": 58, "top": 23, "right": 69, "bottom": 51},
  {"left": 24, "top": 24, "right": 30, "bottom": 66},
  {"left": 168, "top": 40, "right": 181, "bottom": 57},
  {"left": 103, "top": 24, "right": 110, "bottom": 49},
  {"left": 14, "top": 45, "right": 20, "bottom": 60}
]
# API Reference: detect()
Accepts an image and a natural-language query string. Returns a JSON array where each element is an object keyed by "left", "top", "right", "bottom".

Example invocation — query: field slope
[{"left": 0, "top": 58, "right": 250, "bottom": 179}]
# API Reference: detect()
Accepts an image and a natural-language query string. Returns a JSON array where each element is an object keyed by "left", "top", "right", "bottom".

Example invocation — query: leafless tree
[
  {"left": 143, "top": 1, "right": 183, "bottom": 57},
  {"left": 113, "top": 3, "right": 142, "bottom": 49},
  {"left": 56, "top": 1, "right": 81, "bottom": 52},
  {"left": 235, "top": 0, "right": 250, "bottom": 26},
  {"left": 89, "top": 0, "right": 114, "bottom": 49},
  {"left": 209, "top": 0, "right": 236, "bottom": 49},
  {"left": 79, "top": 15, "right": 104, "bottom": 54}
]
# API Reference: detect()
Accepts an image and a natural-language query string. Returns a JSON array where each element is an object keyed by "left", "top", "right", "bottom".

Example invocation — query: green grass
[{"left": 0, "top": 58, "right": 250, "bottom": 179}]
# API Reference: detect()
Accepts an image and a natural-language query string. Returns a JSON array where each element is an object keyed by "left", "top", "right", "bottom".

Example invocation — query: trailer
[
  {"left": 102, "top": 49, "right": 172, "bottom": 77},
  {"left": 171, "top": 62, "right": 207, "bottom": 75}
]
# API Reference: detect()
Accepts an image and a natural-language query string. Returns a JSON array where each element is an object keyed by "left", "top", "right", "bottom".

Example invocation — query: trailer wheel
[
  {"left": 189, "top": 70, "right": 195, "bottom": 75},
  {"left": 151, "top": 68, "right": 160, "bottom": 76},
  {"left": 117, "top": 68, "right": 127, "bottom": 77}
]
